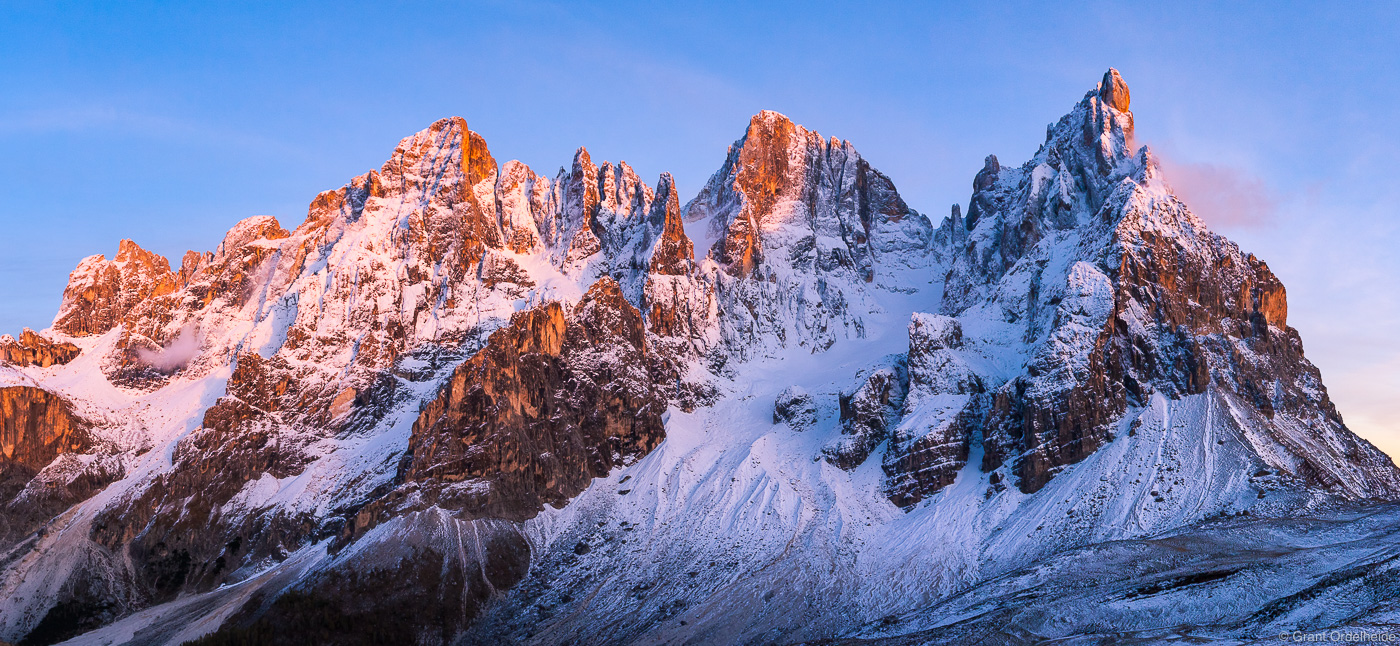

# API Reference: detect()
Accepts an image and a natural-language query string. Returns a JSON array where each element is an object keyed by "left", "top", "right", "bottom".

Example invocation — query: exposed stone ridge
[
  {"left": 12, "top": 71, "right": 1400, "bottom": 646},
  {"left": 686, "top": 110, "right": 930, "bottom": 282},
  {"left": 401, "top": 276, "right": 666, "bottom": 521},
  {"left": 974, "top": 150, "right": 1361, "bottom": 495},
  {"left": 645, "top": 172, "right": 693, "bottom": 277},
  {"left": 939, "top": 69, "right": 1136, "bottom": 316},
  {"left": 0, "top": 386, "right": 87, "bottom": 471},
  {"left": 680, "top": 110, "right": 934, "bottom": 356},
  {"left": 1100, "top": 67, "right": 1131, "bottom": 112},
  {"left": 823, "top": 360, "right": 908, "bottom": 470},
  {"left": 0, "top": 329, "right": 79, "bottom": 368},
  {"left": 52, "top": 240, "right": 177, "bottom": 337},
  {"left": 881, "top": 313, "right": 983, "bottom": 507}
]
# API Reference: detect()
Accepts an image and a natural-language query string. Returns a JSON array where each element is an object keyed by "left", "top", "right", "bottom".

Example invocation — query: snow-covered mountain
[{"left": 2, "top": 70, "right": 1398, "bottom": 646}]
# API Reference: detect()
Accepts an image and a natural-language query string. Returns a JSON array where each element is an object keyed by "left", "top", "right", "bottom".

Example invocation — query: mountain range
[{"left": 2, "top": 69, "right": 1399, "bottom": 646}]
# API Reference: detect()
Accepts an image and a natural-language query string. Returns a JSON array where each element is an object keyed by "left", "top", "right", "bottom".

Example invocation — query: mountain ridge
[{"left": 1, "top": 69, "right": 1397, "bottom": 646}]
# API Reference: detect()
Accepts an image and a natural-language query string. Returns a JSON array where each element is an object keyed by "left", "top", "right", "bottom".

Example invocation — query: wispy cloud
[
  {"left": 1156, "top": 155, "right": 1278, "bottom": 228},
  {"left": 135, "top": 324, "right": 202, "bottom": 373},
  {"left": 0, "top": 105, "right": 314, "bottom": 160}
]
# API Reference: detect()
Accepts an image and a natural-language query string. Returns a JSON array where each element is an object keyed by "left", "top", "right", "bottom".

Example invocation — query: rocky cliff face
[
  {"left": 2, "top": 70, "right": 1398, "bottom": 646},
  {"left": 0, "top": 329, "right": 80, "bottom": 368},
  {"left": 401, "top": 277, "right": 666, "bottom": 520},
  {"left": 0, "top": 386, "right": 87, "bottom": 470},
  {"left": 0, "top": 385, "right": 110, "bottom": 554},
  {"left": 52, "top": 239, "right": 178, "bottom": 338},
  {"left": 881, "top": 314, "right": 983, "bottom": 507}
]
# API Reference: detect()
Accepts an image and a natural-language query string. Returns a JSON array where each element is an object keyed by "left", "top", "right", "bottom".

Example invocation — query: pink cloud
[{"left": 1156, "top": 155, "right": 1278, "bottom": 228}]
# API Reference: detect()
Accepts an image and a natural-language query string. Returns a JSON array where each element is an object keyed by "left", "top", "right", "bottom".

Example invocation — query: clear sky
[{"left": 1, "top": 2, "right": 1397, "bottom": 457}]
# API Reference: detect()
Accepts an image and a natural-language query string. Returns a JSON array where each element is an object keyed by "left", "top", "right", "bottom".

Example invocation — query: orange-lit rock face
[
  {"left": 0, "top": 329, "right": 79, "bottom": 368},
  {"left": 10, "top": 70, "right": 1400, "bottom": 646},
  {"left": 0, "top": 386, "right": 86, "bottom": 470},
  {"left": 734, "top": 112, "right": 800, "bottom": 229},
  {"left": 711, "top": 112, "right": 798, "bottom": 277},
  {"left": 381, "top": 116, "right": 503, "bottom": 271},
  {"left": 690, "top": 110, "right": 926, "bottom": 286},
  {"left": 305, "top": 171, "right": 385, "bottom": 230},
  {"left": 403, "top": 277, "right": 665, "bottom": 521},
  {"left": 52, "top": 240, "right": 177, "bottom": 337},
  {"left": 1100, "top": 68, "right": 1131, "bottom": 112},
  {"left": 646, "top": 173, "right": 693, "bottom": 277}
]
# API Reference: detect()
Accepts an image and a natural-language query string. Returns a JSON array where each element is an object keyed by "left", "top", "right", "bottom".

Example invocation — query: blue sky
[{"left": 1, "top": 1, "right": 1397, "bottom": 455}]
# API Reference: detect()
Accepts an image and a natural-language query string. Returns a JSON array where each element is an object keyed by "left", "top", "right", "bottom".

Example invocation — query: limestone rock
[
  {"left": 52, "top": 239, "right": 176, "bottom": 337},
  {"left": 879, "top": 314, "right": 984, "bottom": 506},
  {"left": 8, "top": 70, "right": 1400, "bottom": 646},
  {"left": 0, "top": 386, "right": 87, "bottom": 471},
  {"left": 646, "top": 172, "right": 694, "bottom": 277},
  {"left": 0, "top": 329, "right": 79, "bottom": 367},
  {"left": 774, "top": 386, "right": 817, "bottom": 431},
  {"left": 1099, "top": 68, "right": 1131, "bottom": 112},
  {"left": 402, "top": 277, "right": 666, "bottom": 520},
  {"left": 823, "top": 361, "right": 908, "bottom": 470}
]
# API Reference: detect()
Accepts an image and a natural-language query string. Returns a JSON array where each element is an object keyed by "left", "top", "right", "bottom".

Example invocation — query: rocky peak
[
  {"left": 920, "top": 69, "right": 1400, "bottom": 501},
  {"left": 378, "top": 115, "right": 504, "bottom": 263},
  {"left": 52, "top": 239, "right": 176, "bottom": 337},
  {"left": 592, "top": 160, "right": 658, "bottom": 261},
  {"left": 679, "top": 109, "right": 934, "bottom": 353},
  {"left": 597, "top": 160, "right": 653, "bottom": 216},
  {"left": 0, "top": 329, "right": 80, "bottom": 368},
  {"left": 11, "top": 72, "right": 1400, "bottom": 646},
  {"left": 1099, "top": 67, "right": 1131, "bottom": 112},
  {"left": 686, "top": 109, "right": 932, "bottom": 278},
  {"left": 941, "top": 69, "right": 1139, "bottom": 314},
  {"left": 214, "top": 216, "right": 288, "bottom": 259},
  {"left": 555, "top": 147, "right": 603, "bottom": 264},
  {"left": 571, "top": 277, "right": 646, "bottom": 350},
  {"left": 495, "top": 160, "right": 550, "bottom": 254},
  {"left": 386, "top": 116, "right": 498, "bottom": 190},
  {"left": 645, "top": 172, "right": 693, "bottom": 276},
  {"left": 972, "top": 154, "right": 1000, "bottom": 193}
]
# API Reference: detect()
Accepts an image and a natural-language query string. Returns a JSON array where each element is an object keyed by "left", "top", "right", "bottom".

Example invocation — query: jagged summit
[
  {"left": 686, "top": 109, "right": 929, "bottom": 280},
  {"left": 1099, "top": 67, "right": 1131, "bottom": 112},
  {"left": 3, "top": 72, "right": 1399, "bottom": 646}
]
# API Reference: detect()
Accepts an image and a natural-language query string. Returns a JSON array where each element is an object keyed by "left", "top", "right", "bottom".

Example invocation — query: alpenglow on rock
[{"left": 2, "top": 69, "right": 1398, "bottom": 646}]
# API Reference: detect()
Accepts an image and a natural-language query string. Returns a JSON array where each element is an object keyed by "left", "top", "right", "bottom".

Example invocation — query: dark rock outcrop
[
  {"left": 881, "top": 314, "right": 984, "bottom": 506},
  {"left": 823, "top": 361, "right": 908, "bottom": 470},
  {"left": 774, "top": 386, "right": 817, "bottom": 431},
  {"left": 402, "top": 276, "right": 666, "bottom": 520},
  {"left": 0, "top": 329, "right": 80, "bottom": 367}
]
